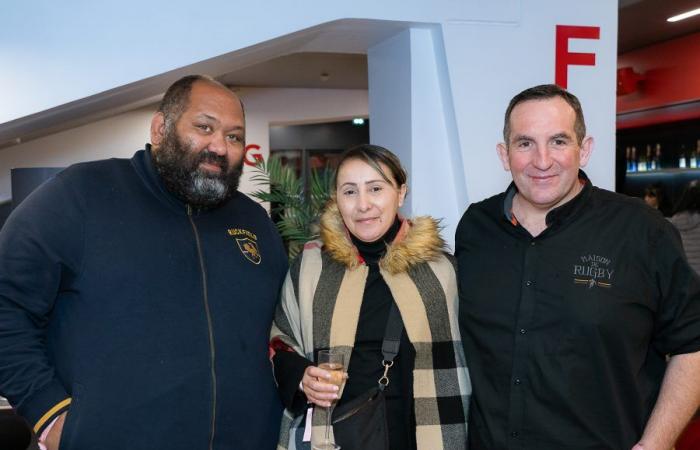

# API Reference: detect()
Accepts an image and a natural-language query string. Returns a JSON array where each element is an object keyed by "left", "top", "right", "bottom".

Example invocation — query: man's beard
[{"left": 152, "top": 129, "right": 243, "bottom": 209}]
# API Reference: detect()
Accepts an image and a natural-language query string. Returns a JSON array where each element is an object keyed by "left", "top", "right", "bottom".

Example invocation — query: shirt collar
[{"left": 503, "top": 170, "right": 592, "bottom": 229}]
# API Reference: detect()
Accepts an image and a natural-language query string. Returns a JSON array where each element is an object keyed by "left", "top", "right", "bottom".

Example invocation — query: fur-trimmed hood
[{"left": 319, "top": 201, "right": 447, "bottom": 274}]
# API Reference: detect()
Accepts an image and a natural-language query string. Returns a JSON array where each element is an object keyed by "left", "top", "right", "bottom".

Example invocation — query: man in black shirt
[{"left": 456, "top": 84, "right": 700, "bottom": 450}]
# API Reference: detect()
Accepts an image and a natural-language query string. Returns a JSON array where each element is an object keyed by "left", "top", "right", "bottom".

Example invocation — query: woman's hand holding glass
[{"left": 300, "top": 364, "right": 348, "bottom": 407}]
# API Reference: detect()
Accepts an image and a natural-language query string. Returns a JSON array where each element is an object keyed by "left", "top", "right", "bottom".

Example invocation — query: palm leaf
[{"left": 250, "top": 154, "right": 334, "bottom": 261}]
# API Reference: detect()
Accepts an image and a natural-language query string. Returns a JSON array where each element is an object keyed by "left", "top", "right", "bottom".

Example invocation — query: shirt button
[
  {"left": 511, "top": 431, "right": 519, "bottom": 438},
  {"left": 519, "top": 328, "right": 527, "bottom": 335},
  {"left": 525, "top": 280, "right": 532, "bottom": 286},
  {"left": 530, "top": 241, "right": 536, "bottom": 246},
  {"left": 514, "top": 378, "right": 521, "bottom": 385}
]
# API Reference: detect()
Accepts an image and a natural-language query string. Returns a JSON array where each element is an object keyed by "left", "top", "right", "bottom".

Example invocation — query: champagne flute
[
  {"left": 312, "top": 444, "right": 340, "bottom": 450},
  {"left": 317, "top": 349, "right": 345, "bottom": 445}
]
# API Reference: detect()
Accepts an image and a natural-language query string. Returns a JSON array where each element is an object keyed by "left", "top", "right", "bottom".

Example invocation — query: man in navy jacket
[{"left": 0, "top": 75, "right": 288, "bottom": 450}]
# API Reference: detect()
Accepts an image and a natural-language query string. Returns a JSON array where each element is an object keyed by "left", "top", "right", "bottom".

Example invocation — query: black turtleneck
[
  {"left": 349, "top": 215, "right": 402, "bottom": 264},
  {"left": 341, "top": 216, "right": 417, "bottom": 450}
]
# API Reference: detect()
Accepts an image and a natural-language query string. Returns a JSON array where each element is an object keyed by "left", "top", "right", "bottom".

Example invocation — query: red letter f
[{"left": 555, "top": 25, "right": 600, "bottom": 89}]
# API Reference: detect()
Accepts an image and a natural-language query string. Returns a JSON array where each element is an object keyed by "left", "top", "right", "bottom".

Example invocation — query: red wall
[{"left": 617, "top": 32, "right": 700, "bottom": 129}]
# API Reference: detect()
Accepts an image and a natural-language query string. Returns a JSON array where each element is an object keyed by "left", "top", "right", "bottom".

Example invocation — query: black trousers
[{"left": 0, "top": 409, "right": 37, "bottom": 450}]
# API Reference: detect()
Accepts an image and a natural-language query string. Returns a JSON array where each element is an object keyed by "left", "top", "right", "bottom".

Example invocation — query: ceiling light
[
  {"left": 667, "top": 7, "right": 700, "bottom": 22},
  {"left": 352, "top": 118, "right": 365, "bottom": 125}
]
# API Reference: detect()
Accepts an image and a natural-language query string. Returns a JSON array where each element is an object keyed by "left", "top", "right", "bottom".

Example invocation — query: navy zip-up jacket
[{"left": 0, "top": 148, "right": 288, "bottom": 449}]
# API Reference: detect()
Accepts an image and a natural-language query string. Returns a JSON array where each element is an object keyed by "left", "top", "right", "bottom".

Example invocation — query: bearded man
[{"left": 0, "top": 75, "right": 288, "bottom": 450}]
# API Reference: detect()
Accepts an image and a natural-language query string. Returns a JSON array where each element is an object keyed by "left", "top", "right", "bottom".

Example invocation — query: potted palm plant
[{"left": 250, "top": 155, "right": 335, "bottom": 260}]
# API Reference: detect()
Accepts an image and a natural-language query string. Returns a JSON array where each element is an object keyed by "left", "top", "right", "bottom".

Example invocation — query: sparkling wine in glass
[
  {"left": 318, "top": 349, "right": 345, "bottom": 444},
  {"left": 312, "top": 444, "right": 341, "bottom": 450}
]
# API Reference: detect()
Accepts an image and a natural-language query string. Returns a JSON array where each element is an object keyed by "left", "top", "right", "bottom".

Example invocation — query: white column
[{"left": 368, "top": 27, "right": 467, "bottom": 249}]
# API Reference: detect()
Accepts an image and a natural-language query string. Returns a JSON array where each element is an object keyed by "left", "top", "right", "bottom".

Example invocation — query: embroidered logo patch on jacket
[{"left": 228, "top": 228, "right": 261, "bottom": 264}]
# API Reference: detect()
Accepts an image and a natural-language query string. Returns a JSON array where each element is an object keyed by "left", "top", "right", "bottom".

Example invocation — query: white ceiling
[
  {"left": 2, "top": 3, "right": 700, "bottom": 149},
  {"left": 0, "top": 19, "right": 403, "bottom": 149},
  {"left": 218, "top": 52, "right": 368, "bottom": 90}
]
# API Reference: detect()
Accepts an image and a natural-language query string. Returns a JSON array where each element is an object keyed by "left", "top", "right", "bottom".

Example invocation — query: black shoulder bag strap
[
  {"left": 330, "top": 302, "right": 405, "bottom": 447},
  {"left": 378, "top": 302, "right": 404, "bottom": 391}
]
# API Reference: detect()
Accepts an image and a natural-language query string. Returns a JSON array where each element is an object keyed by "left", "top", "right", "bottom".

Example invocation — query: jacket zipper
[{"left": 187, "top": 204, "right": 217, "bottom": 450}]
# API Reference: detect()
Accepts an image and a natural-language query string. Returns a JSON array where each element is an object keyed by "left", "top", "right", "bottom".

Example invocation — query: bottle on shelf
[
  {"left": 653, "top": 143, "right": 661, "bottom": 170},
  {"left": 690, "top": 142, "right": 698, "bottom": 169},
  {"left": 625, "top": 147, "right": 631, "bottom": 172},
  {"left": 679, "top": 145, "right": 687, "bottom": 169},
  {"left": 630, "top": 146, "right": 638, "bottom": 172},
  {"left": 639, "top": 146, "right": 648, "bottom": 172}
]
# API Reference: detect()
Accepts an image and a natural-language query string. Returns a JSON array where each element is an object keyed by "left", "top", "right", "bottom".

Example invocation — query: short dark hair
[
  {"left": 503, "top": 84, "right": 586, "bottom": 146},
  {"left": 334, "top": 144, "right": 407, "bottom": 190},
  {"left": 157, "top": 75, "right": 243, "bottom": 131}
]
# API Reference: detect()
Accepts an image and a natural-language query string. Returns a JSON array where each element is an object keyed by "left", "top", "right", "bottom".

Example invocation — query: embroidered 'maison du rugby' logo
[{"left": 573, "top": 254, "right": 613, "bottom": 289}]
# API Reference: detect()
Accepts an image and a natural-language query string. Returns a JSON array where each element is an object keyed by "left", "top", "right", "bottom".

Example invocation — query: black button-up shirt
[{"left": 456, "top": 172, "right": 700, "bottom": 449}]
